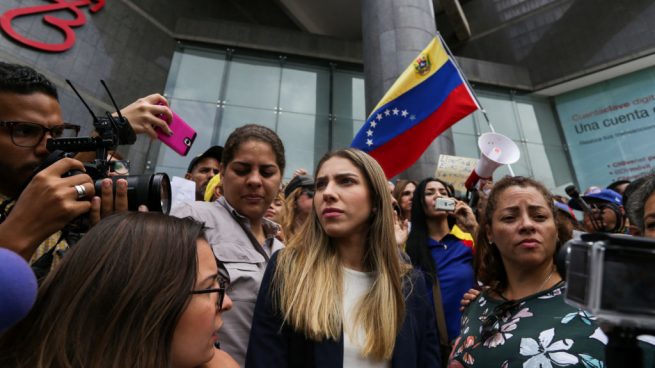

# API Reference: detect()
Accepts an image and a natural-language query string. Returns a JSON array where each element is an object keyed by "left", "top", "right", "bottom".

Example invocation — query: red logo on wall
[{"left": 0, "top": 0, "right": 105, "bottom": 53}]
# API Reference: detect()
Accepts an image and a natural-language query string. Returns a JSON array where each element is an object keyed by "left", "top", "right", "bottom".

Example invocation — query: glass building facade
[
  {"left": 151, "top": 44, "right": 365, "bottom": 179},
  {"left": 152, "top": 44, "right": 574, "bottom": 191}
]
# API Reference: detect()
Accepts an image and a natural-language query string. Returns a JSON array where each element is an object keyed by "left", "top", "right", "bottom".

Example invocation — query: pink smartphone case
[{"left": 157, "top": 110, "right": 197, "bottom": 156}]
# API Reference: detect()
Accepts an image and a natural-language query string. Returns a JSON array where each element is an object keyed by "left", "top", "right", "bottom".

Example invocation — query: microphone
[
  {"left": 0, "top": 248, "right": 38, "bottom": 332},
  {"left": 566, "top": 185, "right": 607, "bottom": 232},
  {"left": 565, "top": 185, "right": 593, "bottom": 214}
]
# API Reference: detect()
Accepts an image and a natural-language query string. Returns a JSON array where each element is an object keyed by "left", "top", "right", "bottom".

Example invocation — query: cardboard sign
[{"left": 435, "top": 154, "right": 478, "bottom": 194}]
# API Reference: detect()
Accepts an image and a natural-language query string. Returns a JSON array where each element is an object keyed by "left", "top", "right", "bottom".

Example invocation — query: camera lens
[
  {"left": 151, "top": 173, "right": 171, "bottom": 214},
  {"left": 184, "top": 137, "right": 191, "bottom": 146},
  {"left": 95, "top": 173, "right": 171, "bottom": 214}
]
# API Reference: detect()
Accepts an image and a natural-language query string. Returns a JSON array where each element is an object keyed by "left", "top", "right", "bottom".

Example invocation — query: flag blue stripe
[{"left": 352, "top": 60, "right": 464, "bottom": 151}]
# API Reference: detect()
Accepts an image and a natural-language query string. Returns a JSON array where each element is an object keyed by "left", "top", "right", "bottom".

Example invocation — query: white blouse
[{"left": 342, "top": 267, "right": 391, "bottom": 368}]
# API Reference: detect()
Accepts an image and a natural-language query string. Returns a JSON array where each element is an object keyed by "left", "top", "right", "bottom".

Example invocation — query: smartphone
[
  {"left": 156, "top": 109, "right": 197, "bottom": 156},
  {"left": 435, "top": 197, "right": 456, "bottom": 212}
]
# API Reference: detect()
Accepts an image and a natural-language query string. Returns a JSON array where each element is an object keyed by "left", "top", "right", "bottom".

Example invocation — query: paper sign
[
  {"left": 435, "top": 154, "right": 478, "bottom": 194},
  {"left": 171, "top": 176, "right": 197, "bottom": 206}
]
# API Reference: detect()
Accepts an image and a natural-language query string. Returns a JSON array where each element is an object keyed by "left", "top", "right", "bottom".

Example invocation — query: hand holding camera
[
  {"left": 0, "top": 157, "right": 94, "bottom": 260},
  {"left": 454, "top": 199, "right": 478, "bottom": 235},
  {"left": 43, "top": 81, "right": 170, "bottom": 233},
  {"left": 435, "top": 197, "right": 478, "bottom": 234}
]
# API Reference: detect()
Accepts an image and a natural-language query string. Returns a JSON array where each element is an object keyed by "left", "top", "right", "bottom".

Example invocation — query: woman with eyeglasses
[
  {"left": 246, "top": 148, "right": 439, "bottom": 367},
  {"left": 0, "top": 212, "right": 237, "bottom": 368},
  {"left": 280, "top": 174, "right": 315, "bottom": 242},
  {"left": 405, "top": 178, "right": 478, "bottom": 352},
  {"left": 449, "top": 176, "right": 605, "bottom": 368},
  {"left": 172, "top": 124, "right": 285, "bottom": 366}
]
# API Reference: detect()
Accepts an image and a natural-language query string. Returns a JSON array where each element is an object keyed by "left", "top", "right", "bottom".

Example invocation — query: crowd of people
[{"left": 1, "top": 61, "right": 654, "bottom": 368}]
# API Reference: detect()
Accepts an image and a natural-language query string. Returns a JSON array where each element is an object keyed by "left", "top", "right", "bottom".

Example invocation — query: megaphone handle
[
  {"left": 468, "top": 188, "right": 479, "bottom": 211},
  {"left": 465, "top": 171, "right": 480, "bottom": 191}
]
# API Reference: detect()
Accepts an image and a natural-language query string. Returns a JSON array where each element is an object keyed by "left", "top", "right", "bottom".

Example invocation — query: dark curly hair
[
  {"left": 474, "top": 176, "right": 559, "bottom": 293},
  {"left": 221, "top": 124, "right": 285, "bottom": 175},
  {"left": 0, "top": 62, "right": 58, "bottom": 99}
]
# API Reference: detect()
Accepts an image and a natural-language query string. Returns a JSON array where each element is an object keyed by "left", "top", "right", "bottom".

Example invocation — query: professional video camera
[
  {"left": 558, "top": 233, "right": 655, "bottom": 367},
  {"left": 44, "top": 80, "right": 171, "bottom": 219}
]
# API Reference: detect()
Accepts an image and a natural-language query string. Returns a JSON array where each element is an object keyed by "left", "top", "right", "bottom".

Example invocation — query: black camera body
[
  {"left": 46, "top": 115, "right": 171, "bottom": 216},
  {"left": 559, "top": 233, "right": 655, "bottom": 330},
  {"left": 44, "top": 80, "right": 171, "bottom": 218}
]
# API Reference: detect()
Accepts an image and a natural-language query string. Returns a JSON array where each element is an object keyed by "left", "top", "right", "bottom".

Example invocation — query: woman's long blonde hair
[{"left": 273, "top": 148, "right": 409, "bottom": 360}]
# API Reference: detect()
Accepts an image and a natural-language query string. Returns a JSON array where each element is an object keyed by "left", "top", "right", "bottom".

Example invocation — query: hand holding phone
[{"left": 156, "top": 106, "right": 197, "bottom": 156}]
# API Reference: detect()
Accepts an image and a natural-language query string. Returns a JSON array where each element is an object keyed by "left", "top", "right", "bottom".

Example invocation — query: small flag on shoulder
[{"left": 351, "top": 36, "right": 480, "bottom": 178}]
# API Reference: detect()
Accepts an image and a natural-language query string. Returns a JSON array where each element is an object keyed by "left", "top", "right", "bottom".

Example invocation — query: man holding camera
[{"left": 0, "top": 62, "right": 172, "bottom": 274}]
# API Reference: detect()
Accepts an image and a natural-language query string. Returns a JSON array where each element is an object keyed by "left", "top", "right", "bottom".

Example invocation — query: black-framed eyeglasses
[
  {"left": 109, "top": 160, "right": 130, "bottom": 175},
  {"left": 0, "top": 121, "right": 80, "bottom": 147},
  {"left": 303, "top": 189, "right": 315, "bottom": 198},
  {"left": 480, "top": 300, "right": 521, "bottom": 341},
  {"left": 190, "top": 276, "right": 229, "bottom": 311}
]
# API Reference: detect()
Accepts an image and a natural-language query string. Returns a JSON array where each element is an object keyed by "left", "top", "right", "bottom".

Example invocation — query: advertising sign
[
  {"left": 0, "top": 0, "right": 105, "bottom": 52},
  {"left": 555, "top": 67, "right": 655, "bottom": 190}
]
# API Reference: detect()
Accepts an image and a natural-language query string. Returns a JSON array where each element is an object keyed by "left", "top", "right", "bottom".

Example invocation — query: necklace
[
  {"left": 537, "top": 267, "right": 555, "bottom": 292},
  {"left": 502, "top": 267, "right": 556, "bottom": 301}
]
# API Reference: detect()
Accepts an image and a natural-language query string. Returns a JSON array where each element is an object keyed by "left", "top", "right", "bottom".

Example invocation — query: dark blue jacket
[{"left": 245, "top": 251, "right": 441, "bottom": 368}]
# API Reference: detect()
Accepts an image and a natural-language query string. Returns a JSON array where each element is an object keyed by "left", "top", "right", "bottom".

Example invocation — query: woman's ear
[{"left": 485, "top": 224, "right": 493, "bottom": 245}]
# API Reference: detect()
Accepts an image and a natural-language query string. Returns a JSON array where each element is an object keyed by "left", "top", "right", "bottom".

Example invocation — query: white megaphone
[{"left": 464, "top": 132, "right": 520, "bottom": 190}]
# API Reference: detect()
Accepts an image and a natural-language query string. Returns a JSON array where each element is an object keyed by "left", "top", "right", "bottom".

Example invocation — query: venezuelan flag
[
  {"left": 450, "top": 224, "right": 475, "bottom": 252},
  {"left": 351, "top": 37, "right": 479, "bottom": 178}
]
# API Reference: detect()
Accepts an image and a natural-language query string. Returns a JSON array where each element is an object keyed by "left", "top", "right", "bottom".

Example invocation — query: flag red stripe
[{"left": 369, "top": 84, "right": 478, "bottom": 178}]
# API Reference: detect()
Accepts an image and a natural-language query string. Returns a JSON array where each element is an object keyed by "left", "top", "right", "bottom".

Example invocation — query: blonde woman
[
  {"left": 280, "top": 175, "right": 315, "bottom": 242},
  {"left": 265, "top": 190, "right": 286, "bottom": 242},
  {"left": 246, "top": 148, "right": 440, "bottom": 367}
]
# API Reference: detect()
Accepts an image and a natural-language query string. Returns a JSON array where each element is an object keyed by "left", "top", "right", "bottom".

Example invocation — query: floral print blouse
[{"left": 448, "top": 282, "right": 606, "bottom": 368}]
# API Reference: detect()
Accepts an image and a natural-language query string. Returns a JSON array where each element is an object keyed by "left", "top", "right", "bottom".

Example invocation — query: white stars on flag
[{"left": 361, "top": 105, "right": 414, "bottom": 150}]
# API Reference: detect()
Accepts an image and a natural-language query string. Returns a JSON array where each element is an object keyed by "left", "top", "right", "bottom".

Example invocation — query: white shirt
[{"left": 342, "top": 267, "right": 391, "bottom": 368}]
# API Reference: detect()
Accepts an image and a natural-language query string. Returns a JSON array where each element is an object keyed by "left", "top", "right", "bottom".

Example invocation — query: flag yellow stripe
[{"left": 370, "top": 37, "right": 450, "bottom": 117}]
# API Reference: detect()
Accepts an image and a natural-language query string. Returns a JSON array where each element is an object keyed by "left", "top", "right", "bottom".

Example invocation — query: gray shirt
[{"left": 171, "top": 197, "right": 284, "bottom": 366}]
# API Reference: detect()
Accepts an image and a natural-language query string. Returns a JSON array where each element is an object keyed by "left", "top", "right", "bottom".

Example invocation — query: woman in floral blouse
[{"left": 449, "top": 176, "right": 606, "bottom": 368}]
